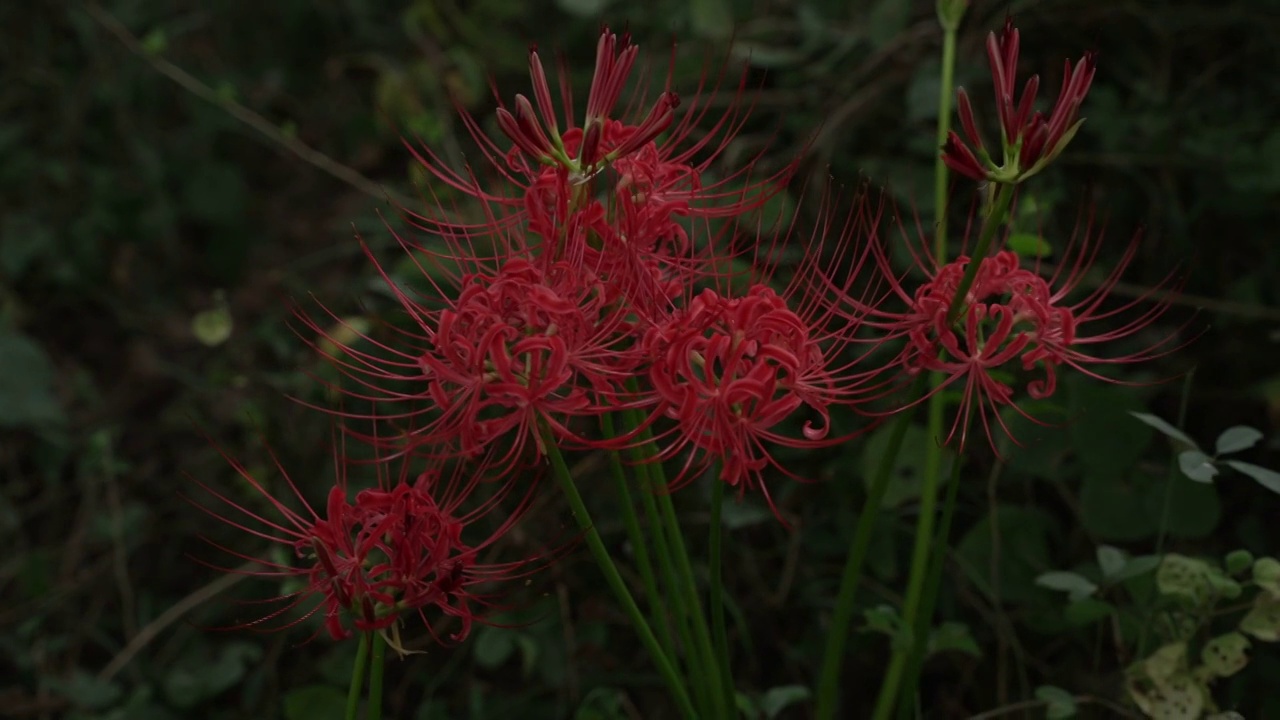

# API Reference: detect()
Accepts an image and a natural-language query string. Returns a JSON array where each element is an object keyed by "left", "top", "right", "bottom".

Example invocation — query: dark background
[{"left": 3, "top": 0, "right": 1279, "bottom": 718}]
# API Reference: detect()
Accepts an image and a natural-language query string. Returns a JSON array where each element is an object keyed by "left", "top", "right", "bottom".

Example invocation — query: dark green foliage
[{"left": 3, "top": 0, "right": 1278, "bottom": 718}]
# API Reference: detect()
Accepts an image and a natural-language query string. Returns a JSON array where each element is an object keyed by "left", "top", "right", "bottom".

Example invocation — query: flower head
[
  {"left": 302, "top": 249, "right": 634, "bottom": 467},
  {"left": 190, "top": 445, "right": 538, "bottom": 646},
  {"left": 844, "top": 199, "right": 1185, "bottom": 449},
  {"left": 630, "top": 187, "right": 886, "bottom": 508},
  {"left": 943, "top": 18, "right": 1097, "bottom": 183},
  {"left": 400, "top": 26, "right": 796, "bottom": 262},
  {"left": 643, "top": 286, "right": 830, "bottom": 491}
]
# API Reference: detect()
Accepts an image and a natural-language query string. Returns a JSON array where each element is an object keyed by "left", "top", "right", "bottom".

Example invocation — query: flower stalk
[
  {"left": 345, "top": 632, "right": 371, "bottom": 720},
  {"left": 541, "top": 423, "right": 699, "bottom": 719}
]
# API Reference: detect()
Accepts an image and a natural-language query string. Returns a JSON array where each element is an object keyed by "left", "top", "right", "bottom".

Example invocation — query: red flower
[
  {"left": 843, "top": 201, "right": 1185, "bottom": 449},
  {"left": 303, "top": 252, "right": 634, "bottom": 466},
  {"left": 642, "top": 286, "right": 833, "bottom": 495},
  {"left": 190, "top": 446, "right": 537, "bottom": 645},
  {"left": 400, "top": 27, "right": 796, "bottom": 261},
  {"left": 943, "top": 18, "right": 1097, "bottom": 183}
]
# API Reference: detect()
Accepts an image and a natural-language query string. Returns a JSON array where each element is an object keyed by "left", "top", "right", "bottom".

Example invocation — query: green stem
[
  {"left": 541, "top": 427, "right": 699, "bottom": 719},
  {"left": 620, "top": 397, "right": 724, "bottom": 719},
  {"left": 624, "top": 408, "right": 713, "bottom": 715},
  {"left": 870, "top": 392, "right": 952, "bottom": 717},
  {"left": 367, "top": 631, "right": 387, "bottom": 720},
  {"left": 602, "top": 413, "right": 674, "bottom": 657},
  {"left": 945, "top": 183, "right": 1016, "bottom": 324},
  {"left": 345, "top": 632, "right": 370, "bottom": 720},
  {"left": 657, "top": 478, "right": 727, "bottom": 719},
  {"left": 896, "top": 455, "right": 966, "bottom": 720},
  {"left": 932, "top": 21, "right": 959, "bottom": 263},
  {"left": 709, "top": 473, "right": 734, "bottom": 710},
  {"left": 814, "top": 376, "right": 927, "bottom": 720},
  {"left": 638, "top": 461, "right": 711, "bottom": 714}
]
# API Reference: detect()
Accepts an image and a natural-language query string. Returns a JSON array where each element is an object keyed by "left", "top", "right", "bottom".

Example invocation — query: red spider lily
[
  {"left": 629, "top": 187, "right": 888, "bottom": 509},
  {"left": 943, "top": 18, "right": 1097, "bottom": 184},
  {"left": 188, "top": 441, "right": 540, "bottom": 646},
  {"left": 399, "top": 26, "right": 796, "bottom": 254},
  {"left": 840, "top": 199, "right": 1185, "bottom": 449},
  {"left": 299, "top": 247, "right": 636, "bottom": 467}
]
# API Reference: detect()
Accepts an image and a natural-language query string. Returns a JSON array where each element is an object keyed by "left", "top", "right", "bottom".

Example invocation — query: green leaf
[
  {"left": 0, "top": 331, "right": 64, "bottom": 428},
  {"left": 1097, "top": 545, "right": 1127, "bottom": 579},
  {"left": 1007, "top": 232, "right": 1053, "bottom": 258},
  {"left": 516, "top": 634, "right": 540, "bottom": 678},
  {"left": 473, "top": 626, "right": 514, "bottom": 669},
  {"left": 1253, "top": 557, "right": 1280, "bottom": 596},
  {"left": 735, "top": 692, "right": 760, "bottom": 718},
  {"left": 1112, "top": 555, "right": 1162, "bottom": 582},
  {"left": 283, "top": 685, "right": 346, "bottom": 720},
  {"left": 163, "top": 642, "right": 261, "bottom": 708},
  {"left": 956, "top": 506, "right": 1054, "bottom": 603},
  {"left": 1072, "top": 385, "right": 1152, "bottom": 478},
  {"left": 1128, "top": 669, "right": 1204, "bottom": 720},
  {"left": 1240, "top": 594, "right": 1280, "bottom": 642},
  {"left": 998, "top": 399, "right": 1071, "bottom": 479},
  {"left": 1144, "top": 642, "right": 1189, "bottom": 683},
  {"left": 1226, "top": 460, "right": 1280, "bottom": 494},
  {"left": 1157, "top": 554, "right": 1212, "bottom": 599},
  {"left": 862, "top": 605, "right": 912, "bottom": 651},
  {"left": 719, "top": 499, "right": 773, "bottom": 530},
  {"left": 47, "top": 670, "right": 123, "bottom": 711},
  {"left": 1225, "top": 549, "right": 1255, "bottom": 576},
  {"left": 1130, "top": 412, "right": 1197, "bottom": 448},
  {"left": 1034, "top": 685, "right": 1078, "bottom": 719},
  {"left": 1063, "top": 598, "right": 1115, "bottom": 627},
  {"left": 576, "top": 688, "right": 629, "bottom": 720},
  {"left": 1152, "top": 472, "right": 1222, "bottom": 540},
  {"left": 927, "top": 622, "right": 982, "bottom": 658},
  {"left": 1036, "top": 571, "right": 1098, "bottom": 601},
  {"left": 1200, "top": 632, "right": 1250, "bottom": 677},
  {"left": 1178, "top": 450, "right": 1218, "bottom": 482},
  {"left": 191, "top": 303, "right": 233, "bottom": 347},
  {"left": 1216, "top": 426, "right": 1263, "bottom": 454},
  {"left": 861, "top": 423, "right": 952, "bottom": 508},
  {"left": 1079, "top": 474, "right": 1157, "bottom": 541},
  {"left": 1206, "top": 570, "right": 1244, "bottom": 599},
  {"left": 1080, "top": 468, "right": 1218, "bottom": 535},
  {"left": 759, "top": 685, "right": 811, "bottom": 719}
]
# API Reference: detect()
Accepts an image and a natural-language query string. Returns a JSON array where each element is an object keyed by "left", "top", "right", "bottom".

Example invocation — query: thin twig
[
  {"left": 85, "top": 3, "right": 412, "bottom": 210},
  {"left": 97, "top": 563, "right": 251, "bottom": 682},
  {"left": 1036, "top": 259, "right": 1280, "bottom": 322}
]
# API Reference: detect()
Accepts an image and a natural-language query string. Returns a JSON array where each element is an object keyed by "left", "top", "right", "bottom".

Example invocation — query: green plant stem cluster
[{"left": 346, "top": 631, "right": 387, "bottom": 720}]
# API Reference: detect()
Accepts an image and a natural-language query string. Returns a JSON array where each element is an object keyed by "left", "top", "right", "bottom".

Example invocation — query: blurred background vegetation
[{"left": 2, "top": 0, "right": 1279, "bottom": 718}]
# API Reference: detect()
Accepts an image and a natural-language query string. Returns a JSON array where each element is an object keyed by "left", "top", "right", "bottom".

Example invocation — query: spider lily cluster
[{"left": 196, "top": 21, "right": 1184, "bottom": 718}]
